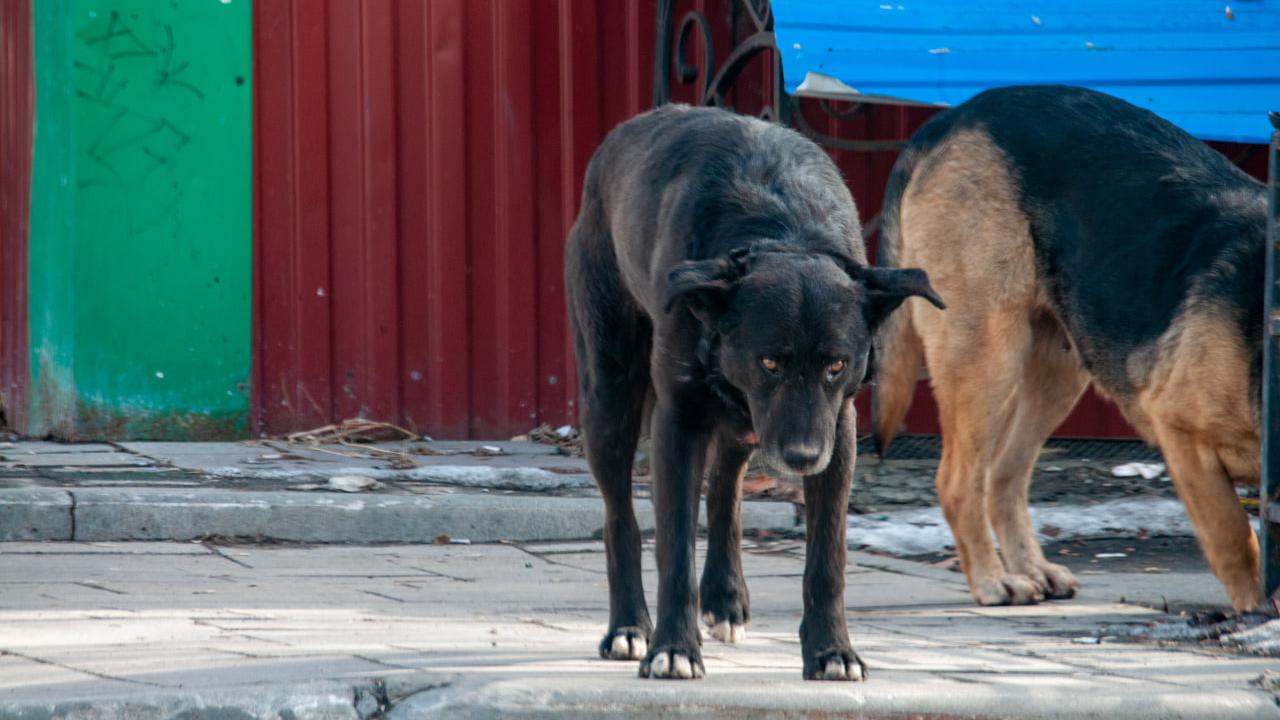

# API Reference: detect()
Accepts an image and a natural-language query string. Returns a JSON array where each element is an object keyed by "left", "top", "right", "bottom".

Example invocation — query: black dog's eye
[
  {"left": 760, "top": 357, "right": 780, "bottom": 373},
  {"left": 827, "top": 359, "right": 846, "bottom": 378}
]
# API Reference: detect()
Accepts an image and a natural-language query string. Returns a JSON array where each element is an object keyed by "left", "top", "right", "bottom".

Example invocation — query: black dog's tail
[{"left": 871, "top": 145, "right": 926, "bottom": 455}]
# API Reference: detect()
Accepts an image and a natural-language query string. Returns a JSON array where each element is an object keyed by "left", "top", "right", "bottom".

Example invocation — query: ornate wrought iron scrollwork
[
  {"left": 653, "top": 0, "right": 905, "bottom": 158},
  {"left": 654, "top": 0, "right": 782, "bottom": 120},
  {"left": 654, "top": 0, "right": 905, "bottom": 240}
]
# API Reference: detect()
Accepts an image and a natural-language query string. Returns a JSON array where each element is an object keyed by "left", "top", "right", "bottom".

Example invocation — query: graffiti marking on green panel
[{"left": 30, "top": 0, "right": 251, "bottom": 439}]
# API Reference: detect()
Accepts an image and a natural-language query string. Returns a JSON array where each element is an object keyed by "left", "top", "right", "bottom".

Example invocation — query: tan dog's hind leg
[
  {"left": 897, "top": 128, "right": 1047, "bottom": 605},
  {"left": 929, "top": 312, "right": 1044, "bottom": 605},
  {"left": 986, "top": 316, "right": 1087, "bottom": 600},
  {"left": 1156, "top": 430, "right": 1260, "bottom": 611}
]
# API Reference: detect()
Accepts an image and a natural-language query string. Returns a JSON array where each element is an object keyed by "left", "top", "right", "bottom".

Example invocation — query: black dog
[{"left": 565, "top": 105, "right": 943, "bottom": 680}]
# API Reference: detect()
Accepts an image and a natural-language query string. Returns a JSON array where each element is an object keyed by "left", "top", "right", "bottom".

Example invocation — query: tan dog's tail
[
  {"left": 871, "top": 295, "right": 922, "bottom": 454},
  {"left": 871, "top": 147, "right": 924, "bottom": 455}
]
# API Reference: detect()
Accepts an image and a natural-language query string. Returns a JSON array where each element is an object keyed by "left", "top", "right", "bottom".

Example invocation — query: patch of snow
[
  {"left": 327, "top": 475, "right": 382, "bottom": 493},
  {"left": 1223, "top": 619, "right": 1280, "bottom": 655},
  {"left": 1111, "top": 462, "right": 1165, "bottom": 480},
  {"left": 848, "top": 497, "right": 1197, "bottom": 556}
]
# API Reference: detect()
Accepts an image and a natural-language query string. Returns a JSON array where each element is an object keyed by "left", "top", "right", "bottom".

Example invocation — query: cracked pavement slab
[{"left": 0, "top": 540, "right": 1275, "bottom": 719}]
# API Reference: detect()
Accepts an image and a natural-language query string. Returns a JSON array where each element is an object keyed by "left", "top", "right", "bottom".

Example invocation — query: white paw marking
[
  {"left": 702, "top": 613, "right": 746, "bottom": 643},
  {"left": 611, "top": 634, "right": 629, "bottom": 657},
  {"left": 671, "top": 654, "right": 693, "bottom": 679},
  {"left": 607, "top": 632, "right": 646, "bottom": 660},
  {"left": 708, "top": 619, "right": 746, "bottom": 643},
  {"left": 647, "top": 651, "right": 703, "bottom": 679},
  {"left": 816, "top": 657, "right": 866, "bottom": 682},
  {"left": 651, "top": 652, "right": 670, "bottom": 676}
]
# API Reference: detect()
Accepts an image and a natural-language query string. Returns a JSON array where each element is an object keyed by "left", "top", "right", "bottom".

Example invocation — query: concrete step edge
[{"left": 0, "top": 487, "right": 798, "bottom": 544}]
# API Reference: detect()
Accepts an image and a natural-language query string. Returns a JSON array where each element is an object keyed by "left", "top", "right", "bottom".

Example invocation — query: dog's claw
[
  {"left": 1016, "top": 561, "right": 1079, "bottom": 600},
  {"left": 1038, "top": 562, "right": 1080, "bottom": 599}
]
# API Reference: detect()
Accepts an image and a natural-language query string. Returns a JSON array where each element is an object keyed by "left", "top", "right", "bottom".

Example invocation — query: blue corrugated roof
[{"left": 773, "top": 1, "right": 1280, "bottom": 143}]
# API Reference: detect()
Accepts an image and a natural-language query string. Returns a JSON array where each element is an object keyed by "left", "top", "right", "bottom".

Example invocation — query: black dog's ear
[
  {"left": 856, "top": 266, "right": 946, "bottom": 327},
  {"left": 663, "top": 257, "right": 738, "bottom": 325}
]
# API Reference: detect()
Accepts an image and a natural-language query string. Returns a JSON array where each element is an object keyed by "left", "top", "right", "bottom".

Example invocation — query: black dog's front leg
[
  {"left": 699, "top": 424, "right": 753, "bottom": 644},
  {"left": 799, "top": 400, "right": 868, "bottom": 681},
  {"left": 639, "top": 398, "right": 710, "bottom": 680}
]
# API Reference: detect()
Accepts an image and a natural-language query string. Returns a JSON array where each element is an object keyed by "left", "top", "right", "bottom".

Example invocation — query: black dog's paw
[
  {"left": 803, "top": 648, "right": 869, "bottom": 682},
  {"left": 639, "top": 643, "right": 705, "bottom": 679},
  {"left": 700, "top": 573, "right": 750, "bottom": 643},
  {"left": 599, "top": 625, "right": 650, "bottom": 661},
  {"left": 701, "top": 610, "right": 747, "bottom": 643}
]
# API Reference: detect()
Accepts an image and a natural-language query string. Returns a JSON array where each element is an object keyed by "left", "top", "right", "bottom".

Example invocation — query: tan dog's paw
[
  {"left": 972, "top": 573, "right": 1044, "bottom": 605},
  {"left": 1028, "top": 561, "right": 1079, "bottom": 599}
]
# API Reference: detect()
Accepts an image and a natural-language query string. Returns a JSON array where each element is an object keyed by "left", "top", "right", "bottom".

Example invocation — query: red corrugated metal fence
[
  {"left": 0, "top": 0, "right": 31, "bottom": 432},
  {"left": 253, "top": 0, "right": 1269, "bottom": 440},
  {"left": 254, "top": 0, "right": 655, "bottom": 438}
]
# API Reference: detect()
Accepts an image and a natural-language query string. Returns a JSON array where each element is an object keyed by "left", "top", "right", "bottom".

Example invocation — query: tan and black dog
[
  {"left": 874, "top": 85, "right": 1267, "bottom": 611},
  {"left": 566, "top": 104, "right": 942, "bottom": 680}
]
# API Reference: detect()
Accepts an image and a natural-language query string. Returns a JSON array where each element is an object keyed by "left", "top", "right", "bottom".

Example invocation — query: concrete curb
[
  {"left": 389, "top": 673, "right": 1280, "bottom": 720},
  {"left": 0, "top": 489, "right": 71, "bottom": 541},
  {"left": 0, "top": 488, "right": 797, "bottom": 544},
  {"left": 0, "top": 678, "right": 399, "bottom": 720},
  {"left": 5, "top": 673, "right": 1275, "bottom": 720}
]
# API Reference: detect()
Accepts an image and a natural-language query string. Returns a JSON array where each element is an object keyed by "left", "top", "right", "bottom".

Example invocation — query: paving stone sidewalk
[
  {"left": 0, "top": 538, "right": 1276, "bottom": 719},
  {"left": 0, "top": 440, "right": 1275, "bottom": 718}
]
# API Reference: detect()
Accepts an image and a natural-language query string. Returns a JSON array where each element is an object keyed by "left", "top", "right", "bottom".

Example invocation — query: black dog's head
[{"left": 665, "top": 247, "right": 944, "bottom": 476}]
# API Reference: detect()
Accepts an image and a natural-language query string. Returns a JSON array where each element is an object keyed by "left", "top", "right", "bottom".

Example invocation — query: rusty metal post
[{"left": 1263, "top": 111, "right": 1280, "bottom": 601}]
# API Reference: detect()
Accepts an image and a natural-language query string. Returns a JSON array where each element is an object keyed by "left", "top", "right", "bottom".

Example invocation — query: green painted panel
[
  {"left": 29, "top": 0, "right": 251, "bottom": 439},
  {"left": 29, "top": 0, "right": 78, "bottom": 435}
]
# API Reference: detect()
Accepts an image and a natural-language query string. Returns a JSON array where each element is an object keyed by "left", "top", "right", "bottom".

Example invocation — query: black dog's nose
[{"left": 783, "top": 446, "right": 821, "bottom": 472}]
